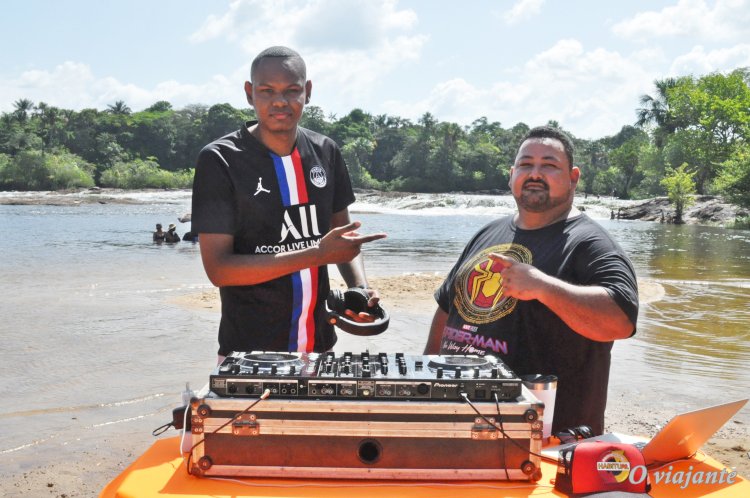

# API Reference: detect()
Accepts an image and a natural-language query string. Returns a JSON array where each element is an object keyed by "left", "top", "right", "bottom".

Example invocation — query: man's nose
[
  {"left": 271, "top": 93, "right": 287, "bottom": 106},
  {"left": 528, "top": 164, "right": 543, "bottom": 178}
]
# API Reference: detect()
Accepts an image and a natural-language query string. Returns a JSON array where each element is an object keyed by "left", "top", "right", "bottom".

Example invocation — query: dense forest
[{"left": 1, "top": 68, "right": 749, "bottom": 209}]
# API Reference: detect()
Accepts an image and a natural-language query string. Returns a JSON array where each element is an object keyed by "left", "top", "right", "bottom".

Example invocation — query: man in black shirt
[
  {"left": 425, "top": 126, "right": 638, "bottom": 435},
  {"left": 192, "top": 46, "right": 385, "bottom": 359}
]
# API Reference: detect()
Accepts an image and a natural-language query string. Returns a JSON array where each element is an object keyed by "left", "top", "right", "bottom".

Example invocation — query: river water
[{"left": 0, "top": 190, "right": 748, "bottom": 465}]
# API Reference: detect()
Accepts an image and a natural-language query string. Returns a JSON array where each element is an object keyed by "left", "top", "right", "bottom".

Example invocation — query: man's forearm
[
  {"left": 201, "top": 244, "right": 326, "bottom": 287},
  {"left": 337, "top": 254, "right": 368, "bottom": 288}
]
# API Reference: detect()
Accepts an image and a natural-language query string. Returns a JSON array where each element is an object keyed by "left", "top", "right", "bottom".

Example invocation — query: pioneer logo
[{"left": 433, "top": 383, "right": 459, "bottom": 388}]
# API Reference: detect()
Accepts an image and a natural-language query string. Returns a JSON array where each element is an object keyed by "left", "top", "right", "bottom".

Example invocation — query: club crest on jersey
[
  {"left": 453, "top": 243, "right": 532, "bottom": 324},
  {"left": 310, "top": 166, "right": 327, "bottom": 188},
  {"left": 279, "top": 205, "right": 321, "bottom": 243}
]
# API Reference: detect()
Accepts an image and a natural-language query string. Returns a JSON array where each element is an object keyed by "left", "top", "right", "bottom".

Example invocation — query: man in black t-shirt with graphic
[
  {"left": 192, "top": 46, "right": 385, "bottom": 359},
  {"left": 425, "top": 126, "right": 638, "bottom": 435}
]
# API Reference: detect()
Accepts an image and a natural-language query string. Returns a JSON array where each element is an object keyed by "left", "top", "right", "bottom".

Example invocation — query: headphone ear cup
[
  {"left": 327, "top": 289, "right": 346, "bottom": 315},
  {"left": 343, "top": 288, "right": 369, "bottom": 313}
]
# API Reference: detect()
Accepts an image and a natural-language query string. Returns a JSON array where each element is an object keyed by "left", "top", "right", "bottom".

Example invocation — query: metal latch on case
[
  {"left": 232, "top": 414, "right": 260, "bottom": 436},
  {"left": 471, "top": 417, "right": 498, "bottom": 440}
]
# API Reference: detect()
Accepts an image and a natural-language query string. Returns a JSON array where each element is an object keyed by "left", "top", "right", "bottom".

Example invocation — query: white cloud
[
  {"left": 502, "top": 0, "right": 545, "bottom": 25},
  {"left": 669, "top": 44, "right": 750, "bottom": 74},
  {"left": 383, "top": 39, "right": 659, "bottom": 139},
  {"left": 612, "top": 0, "right": 750, "bottom": 42},
  {"left": 188, "top": 0, "right": 426, "bottom": 111},
  {"left": 0, "top": 62, "right": 246, "bottom": 113}
]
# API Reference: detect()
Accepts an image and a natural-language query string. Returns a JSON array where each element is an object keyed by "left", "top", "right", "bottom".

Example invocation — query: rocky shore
[{"left": 614, "top": 195, "right": 749, "bottom": 225}]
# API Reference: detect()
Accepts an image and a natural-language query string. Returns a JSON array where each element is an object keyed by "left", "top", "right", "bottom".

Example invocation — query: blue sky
[{"left": 1, "top": 0, "right": 749, "bottom": 138}]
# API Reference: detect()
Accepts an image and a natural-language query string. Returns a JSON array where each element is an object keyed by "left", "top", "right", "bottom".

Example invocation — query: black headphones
[{"left": 325, "top": 287, "right": 390, "bottom": 336}]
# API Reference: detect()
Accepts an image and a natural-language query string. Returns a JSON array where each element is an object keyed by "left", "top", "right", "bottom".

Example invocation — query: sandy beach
[{"left": 3, "top": 273, "right": 745, "bottom": 498}]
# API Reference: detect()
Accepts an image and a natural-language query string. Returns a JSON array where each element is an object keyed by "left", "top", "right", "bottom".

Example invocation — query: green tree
[
  {"left": 714, "top": 144, "right": 750, "bottom": 207},
  {"left": 107, "top": 100, "right": 132, "bottom": 115},
  {"left": 12, "top": 98, "right": 35, "bottom": 124},
  {"left": 661, "top": 163, "right": 696, "bottom": 224}
]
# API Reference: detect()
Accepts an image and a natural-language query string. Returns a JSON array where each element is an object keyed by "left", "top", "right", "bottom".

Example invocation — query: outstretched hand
[{"left": 318, "top": 221, "right": 386, "bottom": 265}]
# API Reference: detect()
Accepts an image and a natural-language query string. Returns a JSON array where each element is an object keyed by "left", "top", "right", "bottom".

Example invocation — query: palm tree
[
  {"left": 12, "top": 98, "right": 35, "bottom": 124},
  {"left": 635, "top": 77, "right": 689, "bottom": 147},
  {"left": 107, "top": 100, "right": 132, "bottom": 115}
]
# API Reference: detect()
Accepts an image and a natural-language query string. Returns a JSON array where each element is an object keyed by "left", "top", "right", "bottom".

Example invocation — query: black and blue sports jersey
[{"left": 192, "top": 122, "right": 355, "bottom": 356}]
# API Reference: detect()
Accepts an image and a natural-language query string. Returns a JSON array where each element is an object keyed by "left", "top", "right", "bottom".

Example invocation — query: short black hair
[
  {"left": 250, "top": 46, "right": 306, "bottom": 82},
  {"left": 519, "top": 126, "right": 575, "bottom": 168}
]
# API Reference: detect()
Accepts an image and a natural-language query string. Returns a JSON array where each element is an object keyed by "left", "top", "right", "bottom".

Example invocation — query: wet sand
[{"left": 2, "top": 274, "right": 747, "bottom": 497}]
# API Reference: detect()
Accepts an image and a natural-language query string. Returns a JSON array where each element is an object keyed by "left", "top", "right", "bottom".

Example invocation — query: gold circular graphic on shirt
[{"left": 453, "top": 243, "right": 532, "bottom": 324}]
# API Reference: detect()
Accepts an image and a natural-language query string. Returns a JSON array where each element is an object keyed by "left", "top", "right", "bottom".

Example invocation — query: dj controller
[{"left": 210, "top": 351, "right": 523, "bottom": 401}]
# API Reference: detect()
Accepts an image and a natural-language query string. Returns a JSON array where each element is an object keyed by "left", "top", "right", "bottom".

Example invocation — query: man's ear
[
  {"left": 305, "top": 80, "right": 312, "bottom": 104},
  {"left": 244, "top": 81, "right": 253, "bottom": 107},
  {"left": 570, "top": 166, "right": 581, "bottom": 187}
]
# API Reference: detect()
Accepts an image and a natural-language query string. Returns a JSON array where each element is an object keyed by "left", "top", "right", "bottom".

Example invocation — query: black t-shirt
[
  {"left": 435, "top": 214, "right": 638, "bottom": 435},
  {"left": 191, "top": 122, "right": 355, "bottom": 356}
]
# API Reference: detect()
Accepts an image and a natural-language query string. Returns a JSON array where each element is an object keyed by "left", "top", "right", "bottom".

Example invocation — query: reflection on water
[{"left": 605, "top": 222, "right": 750, "bottom": 418}]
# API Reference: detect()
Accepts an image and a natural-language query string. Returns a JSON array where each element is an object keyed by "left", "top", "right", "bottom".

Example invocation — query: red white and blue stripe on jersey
[{"left": 269, "top": 148, "right": 317, "bottom": 352}]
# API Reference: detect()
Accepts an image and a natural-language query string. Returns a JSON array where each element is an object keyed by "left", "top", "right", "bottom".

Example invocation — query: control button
[
  {"left": 289, "top": 365, "right": 296, "bottom": 375},
  {"left": 436, "top": 367, "right": 443, "bottom": 379},
  {"left": 454, "top": 367, "right": 462, "bottom": 378},
  {"left": 271, "top": 363, "right": 278, "bottom": 375},
  {"left": 473, "top": 367, "right": 480, "bottom": 379},
  {"left": 415, "top": 360, "right": 423, "bottom": 370}
]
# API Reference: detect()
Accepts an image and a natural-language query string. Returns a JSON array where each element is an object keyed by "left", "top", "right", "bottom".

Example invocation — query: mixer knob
[
  {"left": 395, "top": 352, "right": 404, "bottom": 359},
  {"left": 415, "top": 360, "right": 423, "bottom": 370},
  {"left": 342, "top": 364, "right": 350, "bottom": 375},
  {"left": 473, "top": 367, "right": 480, "bottom": 379},
  {"left": 436, "top": 367, "right": 444, "bottom": 379},
  {"left": 252, "top": 363, "right": 259, "bottom": 374},
  {"left": 381, "top": 364, "right": 388, "bottom": 375},
  {"left": 289, "top": 365, "right": 296, "bottom": 375},
  {"left": 271, "top": 363, "right": 278, "bottom": 375},
  {"left": 229, "top": 364, "right": 241, "bottom": 375},
  {"left": 491, "top": 366, "right": 499, "bottom": 379},
  {"left": 399, "top": 364, "right": 407, "bottom": 375},
  {"left": 454, "top": 367, "right": 462, "bottom": 378},
  {"left": 362, "top": 366, "right": 371, "bottom": 378}
]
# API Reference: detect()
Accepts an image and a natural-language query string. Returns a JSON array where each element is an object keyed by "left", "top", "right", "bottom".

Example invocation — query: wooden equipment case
[{"left": 189, "top": 387, "right": 544, "bottom": 481}]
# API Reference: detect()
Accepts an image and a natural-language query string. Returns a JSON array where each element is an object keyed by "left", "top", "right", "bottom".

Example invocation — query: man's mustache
[{"left": 522, "top": 179, "right": 549, "bottom": 190}]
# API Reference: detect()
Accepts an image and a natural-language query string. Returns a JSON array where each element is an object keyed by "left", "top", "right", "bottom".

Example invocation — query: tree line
[{"left": 1, "top": 68, "right": 748, "bottom": 210}]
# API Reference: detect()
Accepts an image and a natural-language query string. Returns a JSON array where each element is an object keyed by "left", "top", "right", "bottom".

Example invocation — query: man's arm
[
  {"left": 489, "top": 253, "right": 634, "bottom": 341},
  {"left": 199, "top": 221, "right": 385, "bottom": 287},
  {"left": 424, "top": 307, "right": 448, "bottom": 354}
]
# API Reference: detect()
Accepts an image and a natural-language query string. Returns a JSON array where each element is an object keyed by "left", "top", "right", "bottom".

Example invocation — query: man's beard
[{"left": 516, "top": 186, "right": 570, "bottom": 213}]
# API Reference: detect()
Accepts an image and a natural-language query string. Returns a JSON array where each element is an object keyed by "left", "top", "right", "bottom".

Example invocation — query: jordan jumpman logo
[{"left": 254, "top": 177, "right": 271, "bottom": 196}]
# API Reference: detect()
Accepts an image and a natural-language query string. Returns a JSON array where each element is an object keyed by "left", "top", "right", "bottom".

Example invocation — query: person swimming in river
[
  {"left": 164, "top": 223, "right": 180, "bottom": 243},
  {"left": 153, "top": 223, "right": 166, "bottom": 243}
]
